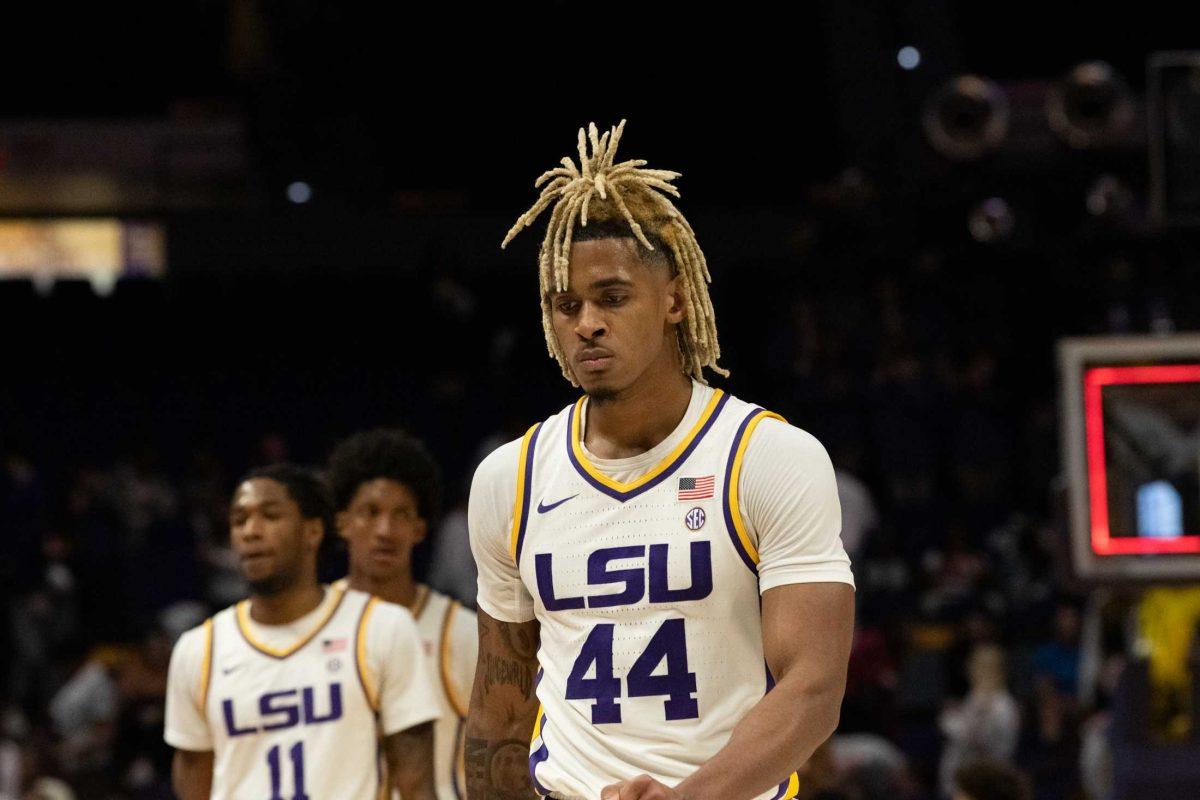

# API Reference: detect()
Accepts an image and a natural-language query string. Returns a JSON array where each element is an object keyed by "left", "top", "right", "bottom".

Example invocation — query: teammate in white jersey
[
  {"left": 466, "top": 121, "right": 855, "bottom": 800},
  {"left": 328, "top": 428, "right": 479, "bottom": 800},
  {"left": 164, "top": 463, "right": 441, "bottom": 800}
]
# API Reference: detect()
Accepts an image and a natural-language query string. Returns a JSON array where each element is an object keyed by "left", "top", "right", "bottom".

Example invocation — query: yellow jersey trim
[
  {"left": 727, "top": 410, "right": 786, "bottom": 564},
  {"left": 530, "top": 704, "right": 545, "bottom": 743},
  {"left": 356, "top": 595, "right": 381, "bottom": 711},
  {"left": 508, "top": 423, "right": 542, "bottom": 561},
  {"left": 439, "top": 600, "right": 468, "bottom": 717},
  {"left": 570, "top": 389, "right": 726, "bottom": 493},
  {"left": 234, "top": 583, "right": 348, "bottom": 659},
  {"left": 197, "top": 618, "right": 214, "bottom": 711}
]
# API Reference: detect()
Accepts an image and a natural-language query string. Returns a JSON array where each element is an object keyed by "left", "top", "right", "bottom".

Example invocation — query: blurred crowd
[{"left": 2, "top": 187, "right": 1195, "bottom": 800}]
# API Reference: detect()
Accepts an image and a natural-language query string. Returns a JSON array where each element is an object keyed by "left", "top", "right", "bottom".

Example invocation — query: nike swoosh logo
[
  {"left": 222, "top": 665, "right": 244, "bottom": 675},
  {"left": 537, "top": 494, "right": 578, "bottom": 514}
]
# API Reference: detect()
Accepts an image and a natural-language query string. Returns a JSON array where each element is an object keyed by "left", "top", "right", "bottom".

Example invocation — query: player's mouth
[
  {"left": 369, "top": 545, "right": 402, "bottom": 564},
  {"left": 576, "top": 347, "right": 613, "bottom": 371},
  {"left": 239, "top": 549, "right": 273, "bottom": 567}
]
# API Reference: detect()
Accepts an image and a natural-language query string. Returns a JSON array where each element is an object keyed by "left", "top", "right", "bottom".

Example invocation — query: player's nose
[
  {"left": 373, "top": 516, "right": 401, "bottom": 540},
  {"left": 233, "top": 519, "right": 263, "bottom": 544},
  {"left": 575, "top": 302, "right": 607, "bottom": 339}
]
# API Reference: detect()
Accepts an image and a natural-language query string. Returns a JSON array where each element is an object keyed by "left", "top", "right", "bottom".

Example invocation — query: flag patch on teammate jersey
[
  {"left": 322, "top": 637, "right": 348, "bottom": 653},
  {"left": 678, "top": 475, "right": 715, "bottom": 500}
]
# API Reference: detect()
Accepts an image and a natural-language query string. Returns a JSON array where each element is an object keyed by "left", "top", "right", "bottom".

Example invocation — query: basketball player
[
  {"left": 328, "top": 428, "right": 479, "bottom": 800},
  {"left": 465, "top": 122, "right": 855, "bottom": 800},
  {"left": 164, "top": 464, "right": 440, "bottom": 800}
]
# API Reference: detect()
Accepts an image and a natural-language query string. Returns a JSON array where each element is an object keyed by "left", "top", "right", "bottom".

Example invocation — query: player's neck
[
  {"left": 584, "top": 368, "right": 693, "bottom": 459},
  {"left": 249, "top": 582, "right": 325, "bottom": 626},
  {"left": 348, "top": 570, "right": 420, "bottom": 610}
]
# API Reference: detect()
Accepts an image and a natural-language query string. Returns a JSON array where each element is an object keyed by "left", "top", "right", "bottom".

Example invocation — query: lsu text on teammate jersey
[
  {"left": 471, "top": 381, "right": 855, "bottom": 800},
  {"left": 164, "top": 584, "right": 440, "bottom": 799}
]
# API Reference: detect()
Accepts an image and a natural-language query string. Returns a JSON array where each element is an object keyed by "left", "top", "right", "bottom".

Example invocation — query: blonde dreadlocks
[{"left": 501, "top": 120, "right": 727, "bottom": 385}]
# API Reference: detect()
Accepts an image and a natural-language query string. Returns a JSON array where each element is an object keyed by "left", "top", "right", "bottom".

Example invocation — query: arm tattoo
[
  {"left": 466, "top": 613, "right": 541, "bottom": 800},
  {"left": 481, "top": 652, "right": 536, "bottom": 699},
  {"left": 500, "top": 620, "right": 539, "bottom": 660},
  {"left": 465, "top": 737, "right": 534, "bottom": 800}
]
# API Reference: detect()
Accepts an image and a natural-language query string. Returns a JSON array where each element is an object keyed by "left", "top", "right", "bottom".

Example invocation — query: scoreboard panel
[{"left": 1060, "top": 335, "right": 1200, "bottom": 581}]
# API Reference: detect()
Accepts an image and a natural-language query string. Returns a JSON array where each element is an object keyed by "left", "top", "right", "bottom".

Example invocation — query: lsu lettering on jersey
[
  {"left": 332, "top": 579, "right": 478, "bottom": 800},
  {"left": 507, "top": 389, "right": 803, "bottom": 800},
  {"left": 164, "top": 584, "right": 440, "bottom": 800}
]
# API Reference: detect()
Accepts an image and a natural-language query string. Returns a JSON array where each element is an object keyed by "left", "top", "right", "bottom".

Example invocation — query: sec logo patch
[{"left": 684, "top": 507, "right": 706, "bottom": 531}]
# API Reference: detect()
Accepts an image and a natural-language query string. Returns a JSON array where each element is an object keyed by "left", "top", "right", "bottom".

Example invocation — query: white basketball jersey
[
  {"left": 411, "top": 587, "right": 471, "bottom": 800},
  {"left": 333, "top": 579, "right": 473, "bottom": 800},
  {"left": 510, "top": 389, "right": 800, "bottom": 800},
  {"left": 202, "top": 585, "right": 385, "bottom": 800}
]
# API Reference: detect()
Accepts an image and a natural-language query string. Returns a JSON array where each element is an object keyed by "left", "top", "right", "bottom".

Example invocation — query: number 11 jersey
[{"left": 164, "top": 584, "right": 440, "bottom": 799}]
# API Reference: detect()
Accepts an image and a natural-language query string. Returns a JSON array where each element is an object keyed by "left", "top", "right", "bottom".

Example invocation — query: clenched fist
[{"left": 600, "top": 774, "right": 687, "bottom": 800}]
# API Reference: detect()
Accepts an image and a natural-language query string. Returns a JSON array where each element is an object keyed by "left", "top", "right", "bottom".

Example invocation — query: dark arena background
[{"left": 2, "top": 3, "right": 1200, "bottom": 799}]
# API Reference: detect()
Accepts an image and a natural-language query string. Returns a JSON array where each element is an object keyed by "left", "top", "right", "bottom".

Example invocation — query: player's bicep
[
  {"left": 761, "top": 582, "right": 854, "bottom": 692},
  {"left": 383, "top": 722, "right": 436, "bottom": 799},
  {"left": 454, "top": 608, "right": 481, "bottom": 712},
  {"left": 171, "top": 748, "right": 213, "bottom": 800},
  {"left": 469, "top": 610, "right": 540, "bottom": 714}
]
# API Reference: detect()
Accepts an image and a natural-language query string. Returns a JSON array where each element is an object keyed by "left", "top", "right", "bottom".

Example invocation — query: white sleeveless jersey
[
  {"left": 510, "top": 389, "right": 800, "bottom": 800},
  {"left": 333, "top": 580, "right": 476, "bottom": 800},
  {"left": 203, "top": 586, "right": 387, "bottom": 800},
  {"left": 412, "top": 587, "right": 474, "bottom": 800}
]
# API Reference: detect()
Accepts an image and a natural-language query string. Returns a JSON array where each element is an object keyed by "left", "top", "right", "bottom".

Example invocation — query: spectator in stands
[
  {"left": 1032, "top": 600, "right": 1082, "bottom": 745},
  {"left": 939, "top": 645, "right": 1020, "bottom": 798},
  {"left": 952, "top": 760, "right": 1032, "bottom": 800}
]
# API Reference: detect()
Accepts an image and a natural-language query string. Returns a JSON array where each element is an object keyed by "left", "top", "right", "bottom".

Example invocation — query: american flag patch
[
  {"left": 677, "top": 475, "right": 715, "bottom": 500},
  {"left": 322, "top": 638, "right": 347, "bottom": 654}
]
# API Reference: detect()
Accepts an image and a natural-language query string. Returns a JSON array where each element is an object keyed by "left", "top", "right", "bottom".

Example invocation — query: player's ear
[
  {"left": 664, "top": 273, "right": 686, "bottom": 326},
  {"left": 412, "top": 518, "right": 427, "bottom": 545},
  {"left": 335, "top": 510, "right": 351, "bottom": 541},
  {"left": 304, "top": 517, "right": 324, "bottom": 551}
]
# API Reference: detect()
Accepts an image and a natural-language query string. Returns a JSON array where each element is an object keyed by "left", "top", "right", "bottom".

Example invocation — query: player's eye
[
  {"left": 603, "top": 293, "right": 627, "bottom": 306},
  {"left": 555, "top": 299, "right": 580, "bottom": 315}
]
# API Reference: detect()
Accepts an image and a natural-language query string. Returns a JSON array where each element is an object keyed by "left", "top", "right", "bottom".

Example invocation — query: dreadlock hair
[
  {"left": 326, "top": 428, "right": 442, "bottom": 520},
  {"left": 239, "top": 463, "right": 334, "bottom": 539},
  {"left": 501, "top": 120, "right": 727, "bottom": 385}
]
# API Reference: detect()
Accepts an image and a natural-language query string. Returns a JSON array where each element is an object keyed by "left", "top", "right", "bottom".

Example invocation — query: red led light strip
[{"left": 1085, "top": 364, "right": 1200, "bottom": 555}]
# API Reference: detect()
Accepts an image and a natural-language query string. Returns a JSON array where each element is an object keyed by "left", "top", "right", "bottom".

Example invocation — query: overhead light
[
  {"left": 1046, "top": 61, "right": 1134, "bottom": 149},
  {"left": 968, "top": 197, "right": 1015, "bottom": 243},
  {"left": 923, "top": 75, "right": 1010, "bottom": 161},
  {"left": 1086, "top": 174, "right": 1134, "bottom": 218},
  {"left": 286, "top": 181, "right": 313, "bottom": 204},
  {"left": 898, "top": 46, "right": 921, "bottom": 71}
]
